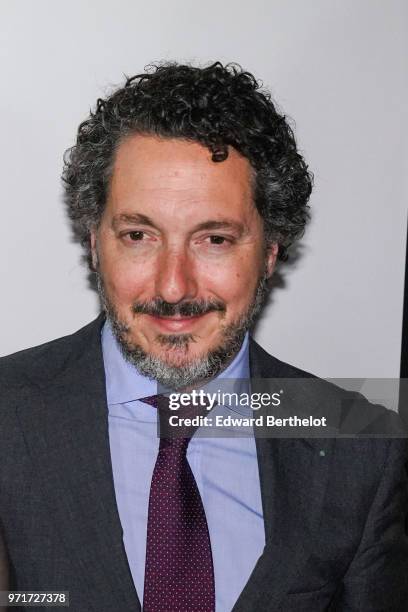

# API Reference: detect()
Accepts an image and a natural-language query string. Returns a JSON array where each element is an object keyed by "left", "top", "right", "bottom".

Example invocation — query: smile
[{"left": 147, "top": 313, "right": 206, "bottom": 332}]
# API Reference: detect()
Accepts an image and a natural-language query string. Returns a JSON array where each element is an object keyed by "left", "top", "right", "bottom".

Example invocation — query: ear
[
  {"left": 90, "top": 229, "right": 99, "bottom": 271},
  {"left": 265, "top": 242, "right": 279, "bottom": 278}
]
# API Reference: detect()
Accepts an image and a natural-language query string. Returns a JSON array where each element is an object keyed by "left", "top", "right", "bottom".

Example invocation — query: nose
[{"left": 154, "top": 246, "right": 198, "bottom": 304}]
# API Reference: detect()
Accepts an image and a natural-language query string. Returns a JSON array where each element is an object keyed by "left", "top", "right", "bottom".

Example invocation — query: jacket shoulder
[
  {"left": 249, "top": 338, "right": 407, "bottom": 436},
  {"left": 0, "top": 315, "right": 104, "bottom": 392},
  {"left": 249, "top": 337, "right": 315, "bottom": 379}
]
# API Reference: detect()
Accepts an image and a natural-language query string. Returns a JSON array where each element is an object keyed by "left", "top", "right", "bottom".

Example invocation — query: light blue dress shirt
[{"left": 102, "top": 321, "right": 265, "bottom": 612}]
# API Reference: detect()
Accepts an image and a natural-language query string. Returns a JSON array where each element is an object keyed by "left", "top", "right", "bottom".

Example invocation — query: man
[{"left": 0, "top": 62, "right": 407, "bottom": 612}]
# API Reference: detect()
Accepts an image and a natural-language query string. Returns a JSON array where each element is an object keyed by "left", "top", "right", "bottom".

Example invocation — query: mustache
[{"left": 132, "top": 297, "right": 226, "bottom": 317}]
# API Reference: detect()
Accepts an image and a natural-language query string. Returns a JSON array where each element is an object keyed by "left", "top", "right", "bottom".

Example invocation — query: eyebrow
[
  {"left": 111, "top": 213, "right": 246, "bottom": 235},
  {"left": 192, "top": 220, "right": 245, "bottom": 235},
  {"left": 111, "top": 213, "right": 157, "bottom": 230}
]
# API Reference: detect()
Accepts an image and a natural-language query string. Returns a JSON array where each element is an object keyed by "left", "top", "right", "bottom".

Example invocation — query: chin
[{"left": 152, "top": 342, "right": 212, "bottom": 367}]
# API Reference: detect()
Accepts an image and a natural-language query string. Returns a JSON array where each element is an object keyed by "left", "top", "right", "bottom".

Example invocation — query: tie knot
[
  {"left": 139, "top": 394, "right": 169, "bottom": 410},
  {"left": 140, "top": 394, "right": 195, "bottom": 442}
]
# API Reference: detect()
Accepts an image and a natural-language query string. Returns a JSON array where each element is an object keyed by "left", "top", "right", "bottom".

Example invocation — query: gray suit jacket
[{"left": 0, "top": 315, "right": 407, "bottom": 611}]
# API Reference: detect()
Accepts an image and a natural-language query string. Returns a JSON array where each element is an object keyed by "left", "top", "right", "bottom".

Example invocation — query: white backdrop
[{"left": 1, "top": 0, "right": 407, "bottom": 377}]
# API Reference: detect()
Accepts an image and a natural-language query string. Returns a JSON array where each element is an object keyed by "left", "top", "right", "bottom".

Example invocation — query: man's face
[{"left": 91, "top": 134, "right": 278, "bottom": 387}]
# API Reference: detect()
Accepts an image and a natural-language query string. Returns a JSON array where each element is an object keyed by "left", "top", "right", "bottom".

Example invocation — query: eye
[
  {"left": 127, "top": 231, "right": 144, "bottom": 241},
  {"left": 120, "top": 229, "right": 158, "bottom": 248},
  {"left": 209, "top": 235, "right": 227, "bottom": 245}
]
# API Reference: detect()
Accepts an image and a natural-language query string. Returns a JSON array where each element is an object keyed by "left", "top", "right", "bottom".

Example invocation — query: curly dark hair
[{"left": 62, "top": 61, "right": 312, "bottom": 266}]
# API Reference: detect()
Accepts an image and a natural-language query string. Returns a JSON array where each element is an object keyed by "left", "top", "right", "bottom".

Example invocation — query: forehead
[{"left": 107, "top": 134, "right": 255, "bottom": 219}]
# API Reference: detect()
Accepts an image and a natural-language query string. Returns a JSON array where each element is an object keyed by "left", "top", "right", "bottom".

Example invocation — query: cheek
[
  {"left": 101, "top": 256, "right": 153, "bottom": 304},
  {"left": 200, "top": 255, "right": 262, "bottom": 302}
]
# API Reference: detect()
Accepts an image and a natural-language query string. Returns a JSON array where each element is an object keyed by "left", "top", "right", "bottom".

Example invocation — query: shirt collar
[{"left": 101, "top": 319, "right": 250, "bottom": 405}]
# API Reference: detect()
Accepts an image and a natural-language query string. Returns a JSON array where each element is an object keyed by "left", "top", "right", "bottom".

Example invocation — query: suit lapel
[
  {"left": 16, "top": 316, "right": 140, "bottom": 611},
  {"left": 231, "top": 341, "right": 332, "bottom": 610}
]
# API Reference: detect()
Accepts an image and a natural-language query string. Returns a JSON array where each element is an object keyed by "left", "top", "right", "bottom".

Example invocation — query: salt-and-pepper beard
[{"left": 97, "top": 270, "right": 270, "bottom": 390}]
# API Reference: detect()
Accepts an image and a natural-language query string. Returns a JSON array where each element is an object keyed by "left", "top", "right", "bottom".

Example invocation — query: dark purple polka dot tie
[{"left": 140, "top": 395, "right": 215, "bottom": 612}]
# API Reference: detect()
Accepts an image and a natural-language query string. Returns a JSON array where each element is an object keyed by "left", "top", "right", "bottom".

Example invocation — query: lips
[{"left": 148, "top": 313, "right": 206, "bottom": 332}]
